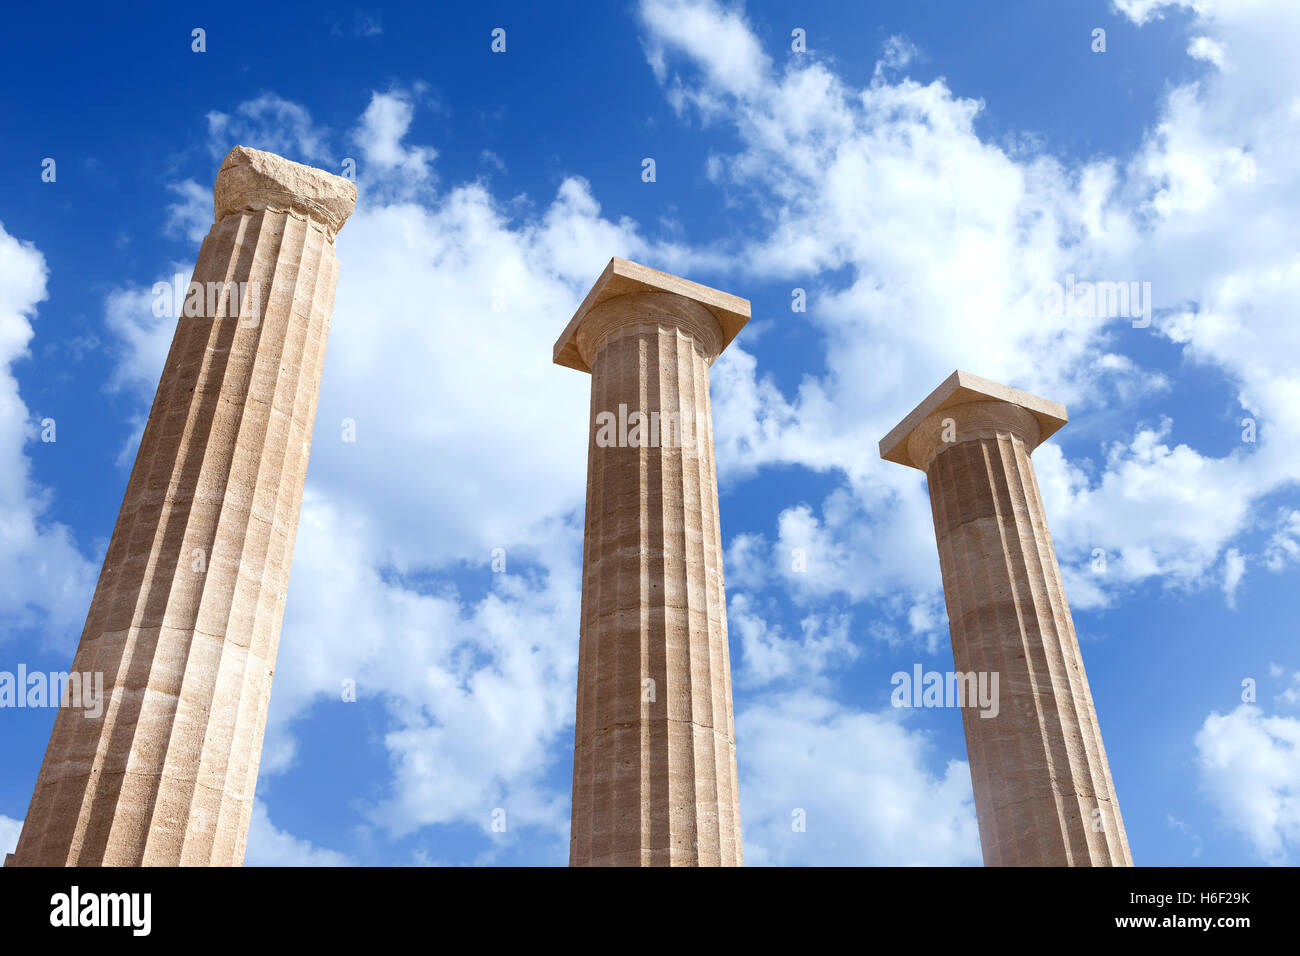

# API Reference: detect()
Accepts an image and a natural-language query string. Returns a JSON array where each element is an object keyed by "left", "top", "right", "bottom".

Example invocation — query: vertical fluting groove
[
  {"left": 681, "top": 332, "right": 721, "bottom": 866},
  {"left": 611, "top": 331, "right": 645, "bottom": 863},
  {"left": 583, "top": 337, "right": 603, "bottom": 862},
  {"left": 569, "top": 314, "right": 742, "bottom": 867},
  {"left": 137, "top": 211, "right": 312, "bottom": 865},
  {"left": 968, "top": 439, "right": 1029, "bottom": 863},
  {"left": 104, "top": 211, "right": 290, "bottom": 865},
  {"left": 1016, "top": 440, "right": 1129, "bottom": 863},
  {"left": 594, "top": 336, "right": 608, "bottom": 860},
  {"left": 984, "top": 435, "right": 1066, "bottom": 865},
  {"left": 176, "top": 215, "right": 329, "bottom": 866},
  {"left": 931, "top": 455, "right": 987, "bottom": 847},
  {"left": 226, "top": 224, "right": 337, "bottom": 866},
  {"left": 596, "top": 333, "right": 618, "bottom": 864},
  {"left": 977, "top": 436, "right": 1040, "bottom": 866},
  {"left": 655, "top": 328, "right": 685, "bottom": 863},
  {"left": 582, "top": 343, "right": 600, "bottom": 868},
  {"left": 688, "top": 333, "right": 724, "bottom": 866},
  {"left": 644, "top": 331, "right": 670, "bottom": 866},
  {"left": 638, "top": 332, "right": 655, "bottom": 862},
  {"left": 662, "top": 328, "right": 694, "bottom": 864},
  {"left": 572, "top": 346, "right": 599, "bottom": 865},
  {"left": 998, "top": 433, "right": 1083, "bottom": 863},
  {"left": 130, "top": 211, "right": 296, "bottom": 863},
  {"left": 988, "top": 434, "right": 1053, "bottom": 867}
]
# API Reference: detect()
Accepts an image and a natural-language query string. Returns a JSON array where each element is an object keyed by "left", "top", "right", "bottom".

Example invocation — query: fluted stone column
[
  {"left": 555, "top": 258, "right": 748, "bottom": 866},
  {"left": 880, "top": 371, "right": 1132, "bottom": 867},
  {"left": 7, "top": 146, "right": 355, "bottom": 867}
]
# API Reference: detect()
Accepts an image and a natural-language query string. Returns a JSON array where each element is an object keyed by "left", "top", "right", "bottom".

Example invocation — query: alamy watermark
[
  {"left": 0, "top": 665, "right": 104, "bottom": 718},
  {"left": 1043, "top": 274, "right": 1153, "bottom": 328},
  {"left": 891, "top": 665, "right": 1000, "bottom": 718},
  {"left": 152, "top": 273, "right": 262, "bottom": 326},
  {"left": 594, "top": 403, "right": 709, "bottom": 450},
  {"left": 50, "top": 886, "right": 151, "bottom": 936}
]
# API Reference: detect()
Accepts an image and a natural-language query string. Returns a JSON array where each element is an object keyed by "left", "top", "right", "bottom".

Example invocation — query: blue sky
[{"left": 1, "top": 0, "right": 1298, "bottom": 866}]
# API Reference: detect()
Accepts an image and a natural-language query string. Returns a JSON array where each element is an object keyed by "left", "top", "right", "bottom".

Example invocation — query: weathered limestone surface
[
  {"left": 880, "top": 371, "right": 1133, "bottom": 867},
  {"left": 556, "top": 258, "right": 748, "bottom": 866},
  {"left": 7, "top": 146, "right": 355, "bottom": 867}
]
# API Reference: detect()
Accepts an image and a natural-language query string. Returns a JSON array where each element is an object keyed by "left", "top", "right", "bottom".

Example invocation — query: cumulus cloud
[
  {"left": 638, "top": 0, "right": 770, "bottom": 116},
  {"left": 729, "top": 592, "right": 857, "bottom": 688},
  {"left": 263, "top": 490, "right": 580, "bottom": 851},
  {"left": 1221, "top": 547, "right": 1246, "bottom": 607},
  {"left": 244, "top": 801, "right": 351, "bottom": 866},
  {"left": 351, "top": 90, "right": 438, "bottom": 195},
  {"left": 1111, "top": 0, "right": 1196, "bottom": 25},
  {"left": 207, "top": 93, "right": 333, "bottom": 164},
  {"left": 1263, "top": 509, "right": 1300, "bottom": 571},
  {"left": 738, "top": 691, "right": 980, "bottom": 865},
  {"left": 1195, "top": 704, "right": 1300, "bottom": 864},
  {"left": 163, "top": 180, "right": 211, "bottom": 244},
  {"left": 0, "top": 223, "right": 97, "bottom": 650},
  {"left": 1187, "top": 35, "right": 1228, "bottom": 68},
  {"left": 637, "top": 0, "right": 1300, "bottom": 619}
]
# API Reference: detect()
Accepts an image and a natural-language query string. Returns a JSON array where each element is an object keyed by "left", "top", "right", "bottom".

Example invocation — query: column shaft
[
  {"left": 561, "top": 273, "right": 747, "bottom": 867},
  {"left": 9, "top": 147, "right": 352, "bottom": 866},
  {"left": 881, "top": 373, "right": 1132, "bottom": 866},
  {"left": 925, "top": 424, "right": 1131, "bottom": 866}
]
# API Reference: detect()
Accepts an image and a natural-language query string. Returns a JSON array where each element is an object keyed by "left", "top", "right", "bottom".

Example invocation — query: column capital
[
  {"left": 879, "top": 370, "right": 1068, "bottom": 472},
  {"left": 214, "top": 145, "right": 357, "bottom": 240},
  {"left": 553, "top": 257, "right": 750, "bottom": 373}
]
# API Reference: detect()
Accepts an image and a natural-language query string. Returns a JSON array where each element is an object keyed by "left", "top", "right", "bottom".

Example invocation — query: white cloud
[
  {"left": 1222, "top": 547, "right": 1246, "bottom": 607},
  {"left": 1111, "top": 0, "right": 1197, "bottom": 25},
  {"left": 637, "top": 0, "right": 1300, "bottom": 620},
  {"left": 102, "top": 273, "right": 187, "bottom": 396},
  {"left": 1275, "top": 670, "right": 1300, "bottom": 709},
  {"left": 1188, "top": 35, "right": 1227, "bottom": 67},
  {"left": 164, "top": 180, "right": 211, "bottom": 244},
  {"left": 244, "top": 801, "right": 351, "bottom": 866},
  {"left": 0, "top": 222, "right": 97, "bottom": 650},
  {"left": 207, "top": 93, "right": 332, "bottom": 164},
  {"left": 729, "top": 593, "right": 857, "bottom": 688},
  {"left": 1264, "top": 509, "right": 1300, "bottom": 571},
  {"left": 0, "top": 814, "right": 21, "bottom": 859},
  {"left": 738, "top": 691, "right": 980, "bottom": 865},
  {"left": 262, "top": 491, "right": 580, "bottom": 850},
  {"left": 1034, "top": 422, "right": 1260, "bottom": 606},
  {"left": 876, "top": 35, "right": 920, "bottom": 76},
  {"left": 351, "top": 90, "right": 438, "bottom": 195},
  {"left": 1195, "top": 704, "right": 1300, "bottom": 863},
  {"left": 638, "top": 0, "right": 770, "bottom": 118}
]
